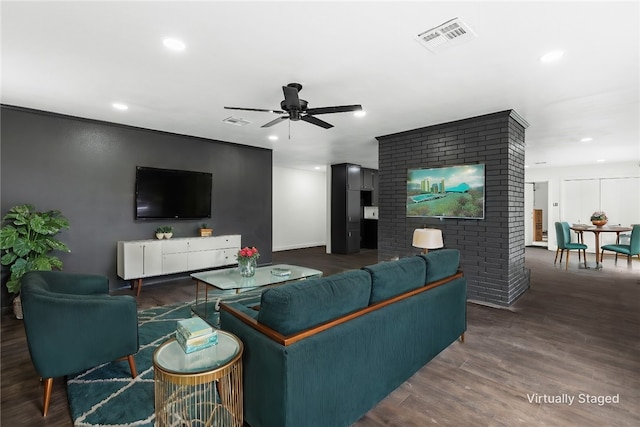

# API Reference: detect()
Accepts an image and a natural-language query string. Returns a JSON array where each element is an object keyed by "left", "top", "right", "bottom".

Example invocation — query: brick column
[{"left": 376, "top": 110, "right": 530, "bottom": 307}]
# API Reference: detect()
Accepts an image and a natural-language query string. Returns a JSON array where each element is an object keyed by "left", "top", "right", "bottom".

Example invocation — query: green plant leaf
[
  {"left": 6, "top": 278, "right": 21, "bottom": 294},
  {"left": 9, "top": 257, "right": 27, "bottom": 278},
  {"left": 12, "top": 237, "right": 32, "bottom": 257},
  {"left": 1, "top": 252, "right": 17, "bottom": 266},
  {"left": 44, "top": 238, "right": 71, "bottom": 253},
  {"left": 49, "top": 257, "right": 63, "bottom": 270},
  {"left": 31, "top": 255, "right": 56, "bottom": 271},
  {"left": 47, "top": 212, "right": 70, "bottom": 230},
  {"left": 0, "top": 226, "right": 18, "bottom": 249},
  {"left": 30, "top": 238, "right": 50, "bottom": 255},
  {"left": 29, "top": 215, "right": 49, "bottom": 234},
  {"left": 3, "top": 204, "right": 32, "bottom": 226}
]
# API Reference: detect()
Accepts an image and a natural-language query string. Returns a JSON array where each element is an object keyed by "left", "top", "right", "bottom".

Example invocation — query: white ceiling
[{"left": 2, "top": 1, "right": 639, "bottom": 171}]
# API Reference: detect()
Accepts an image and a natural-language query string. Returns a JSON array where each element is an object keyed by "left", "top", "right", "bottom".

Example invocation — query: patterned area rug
[{"left": 67, "top": 291, "right": 262, "bottom": 427}]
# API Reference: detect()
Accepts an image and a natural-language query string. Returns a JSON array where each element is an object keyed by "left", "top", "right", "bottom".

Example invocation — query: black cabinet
[
  {"left": 372, "top": 171, "right": 379, "bottom": 206},
  {"left": 361, "top": 219, "right": 378, "bottom": 249},
  {"left": 332, "top": 163, "right": 380, "bottom": 254},
  {"left": 361, "top": 168, "right": 375, "bottom": 190},
  {"left": 361, "top": 168, "right": 379, "bottom": 205},
  {"left": 346, "top": 164, "right": 361, "bottom": 190},
  {"left": 331, "top": 163, "right": 362, "bottom": 254}
]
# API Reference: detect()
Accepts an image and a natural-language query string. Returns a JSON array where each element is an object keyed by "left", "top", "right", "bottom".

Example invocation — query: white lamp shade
[{"left": 412, "top": 228, "right": 444, "bottom": 250}]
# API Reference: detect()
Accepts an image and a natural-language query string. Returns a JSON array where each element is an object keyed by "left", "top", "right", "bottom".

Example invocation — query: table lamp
[{"left": 412, "top": 228, "right": 444, "bottom": 254}]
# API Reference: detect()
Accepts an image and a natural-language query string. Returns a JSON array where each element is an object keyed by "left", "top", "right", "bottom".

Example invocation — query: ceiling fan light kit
[{"left": 224, "top": 83, "right": 363, "bottom": 130}]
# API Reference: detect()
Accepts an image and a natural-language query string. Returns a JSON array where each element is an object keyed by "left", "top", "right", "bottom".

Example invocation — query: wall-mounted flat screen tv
[
  {"left": 407, "top": 164, "right": 485, "bottom": 219},
  {"left": 135, "top": 166, "right": 212, "bottom": 220}
]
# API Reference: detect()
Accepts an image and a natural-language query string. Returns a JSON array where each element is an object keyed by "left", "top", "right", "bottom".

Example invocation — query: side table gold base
[{"left": 153, "top": 334, "right": 243, "bottom": 427}]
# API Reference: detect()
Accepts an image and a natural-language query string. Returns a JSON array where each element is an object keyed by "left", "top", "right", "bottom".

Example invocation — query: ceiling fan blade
[
  {"left": 261, "top": 116, "right": 289, "bottom": 128},
  {"left": 305, "top": 104, "right": 363, "bottom": 115},
  {"left": 282, "top": 85, "right": 301, "bottom": 110},
  {"left": 224, "top": 106, "right": 285, "bottom": 114},
  {"left": 301, "top": 115, "right": 334, "bottom": 129}
]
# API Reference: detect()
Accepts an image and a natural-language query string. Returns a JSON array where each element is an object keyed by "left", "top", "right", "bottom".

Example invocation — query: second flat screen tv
[
  {"left": 407, "top": 164, "right": 485, "bottom": 219},
  {"left": 135, "top": 166, "right": 212, "bottom": 220}
]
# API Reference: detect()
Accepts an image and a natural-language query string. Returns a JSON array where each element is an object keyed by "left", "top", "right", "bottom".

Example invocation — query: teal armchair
[
  {"left": 554, "top": 222, "right": 587, "bottom": 270},
  {"left": 600, "top": 224, "right": 640, "bottom": 264},
  {"left": 19, "top": 271, "right": 139, "bottom": 416}
]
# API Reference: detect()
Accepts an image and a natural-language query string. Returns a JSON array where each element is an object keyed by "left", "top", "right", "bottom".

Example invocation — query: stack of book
[{"left": 175, "top": 317, "right": 218, "bottom": 354}]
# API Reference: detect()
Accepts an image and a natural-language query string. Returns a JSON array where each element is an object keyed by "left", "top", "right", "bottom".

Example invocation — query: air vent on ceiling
[
  {"left": 416, "top": 17, "right": 477, "bottom": 53},
  {"left": 222, "top": 116, "right": 251, "bottom": 126}
]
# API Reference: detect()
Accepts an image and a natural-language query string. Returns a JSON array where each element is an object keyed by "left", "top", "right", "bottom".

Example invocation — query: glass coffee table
[
  {"left": 191, "top": 264, "right": 322, "bottom": 322},
  {"left": 153, "top": 330, "right": 243, "bottom": 427}
]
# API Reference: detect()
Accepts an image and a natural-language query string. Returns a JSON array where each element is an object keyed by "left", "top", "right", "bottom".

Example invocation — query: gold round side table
[{"left": 153, "top": 330, "right": 243, "bottom": 427}]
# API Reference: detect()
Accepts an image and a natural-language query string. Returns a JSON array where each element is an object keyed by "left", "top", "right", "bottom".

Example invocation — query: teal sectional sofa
[{"left": 220, "top": 249, "right": 466, "bottom": 427}]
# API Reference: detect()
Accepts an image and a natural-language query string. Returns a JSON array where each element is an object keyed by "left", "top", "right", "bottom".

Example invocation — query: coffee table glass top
[
  {"left": 191, "top": 264, "right": 322, "bottom": 291},
  {"left": 153, "top": 330, "right": 240, "bottom": 374}
]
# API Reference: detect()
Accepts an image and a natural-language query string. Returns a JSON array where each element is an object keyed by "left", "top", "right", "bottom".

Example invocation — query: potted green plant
[
  {"left": 0, "top": 204, "right": 70, "bottom": 318},
  {"left": 199, "top": 223, "right": 213, "bottom": 237},
  {"left": 155, "top": 226, "right": 173, "bottom": 239},
  {"left": 155, "top": 227, "right": 165, "bottom": 240},
  {"left": 590, "top": 211, "right": 608, "bottom": 227}
]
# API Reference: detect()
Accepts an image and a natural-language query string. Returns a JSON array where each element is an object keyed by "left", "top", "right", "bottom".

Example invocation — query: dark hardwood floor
[{"left": 1, "top": 247, "right": 638, "bottom": 426}]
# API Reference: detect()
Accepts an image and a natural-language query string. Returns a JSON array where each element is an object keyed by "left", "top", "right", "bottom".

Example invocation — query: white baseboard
[{"left": 273, "top": 242, "right": 326, "bottom": 252}]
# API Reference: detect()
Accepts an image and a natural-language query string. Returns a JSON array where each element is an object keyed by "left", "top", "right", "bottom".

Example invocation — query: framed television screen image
[{"left": 407, "top": 164, "right": 485, "bottom": 219}]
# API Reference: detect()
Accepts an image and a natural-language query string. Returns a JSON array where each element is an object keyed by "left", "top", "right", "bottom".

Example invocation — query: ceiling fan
[{"left": 224, "top": 83, "right": 363, "bottom": 129}]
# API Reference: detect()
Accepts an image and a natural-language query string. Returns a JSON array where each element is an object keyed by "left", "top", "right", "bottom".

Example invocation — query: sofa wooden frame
[{"left": 219, "top": 270, "right": 465, "bottom": 347}]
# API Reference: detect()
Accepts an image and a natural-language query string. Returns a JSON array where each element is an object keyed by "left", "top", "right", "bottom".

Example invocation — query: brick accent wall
[{"left": 376, "top": 110, "right": 530, "bottom": 307}]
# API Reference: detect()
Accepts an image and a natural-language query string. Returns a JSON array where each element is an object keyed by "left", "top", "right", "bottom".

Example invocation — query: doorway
[{"left": 525, "top": 181, "right": 549, "bottom": 247}]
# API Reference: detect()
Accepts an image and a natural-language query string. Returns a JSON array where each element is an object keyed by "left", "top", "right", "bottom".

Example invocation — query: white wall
[
  {"left": 272, "top": 166, "right": 327, "bottom": 251},
  {"left": 525, "top": 161, "right": 640, "bottom": 251}
]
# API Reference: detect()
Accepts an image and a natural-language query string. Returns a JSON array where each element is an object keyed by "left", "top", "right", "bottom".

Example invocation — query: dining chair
[
  {"left": 554, "top": 222, "right": 588, "bottom": 270},
  {"left": 600, "top": 224, "right": 640, "bottom": 264}
]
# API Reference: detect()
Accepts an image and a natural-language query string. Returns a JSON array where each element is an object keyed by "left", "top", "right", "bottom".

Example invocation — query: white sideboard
[{"left": 117, "top": 235, "right": 241, "bottom": 296}]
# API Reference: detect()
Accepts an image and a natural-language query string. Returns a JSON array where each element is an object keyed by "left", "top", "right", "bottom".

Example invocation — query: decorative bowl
[{"left": 591, "top": 219, "right": 607, "bottom": 227}]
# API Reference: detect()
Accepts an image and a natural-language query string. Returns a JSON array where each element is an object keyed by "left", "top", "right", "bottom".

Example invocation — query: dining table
[{"left": 570, "top": 224, "right": 633, "bottom": 268}]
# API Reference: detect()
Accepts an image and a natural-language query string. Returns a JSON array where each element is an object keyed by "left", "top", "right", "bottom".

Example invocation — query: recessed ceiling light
[
  {"left": 314, "top": 166, "right": 322, "bottom": 170},
  {"left": 163, "top": 37, "right": 186, "bottom": 51},
  {"left": 354, "top": 110, "right": 366, "bottom": 117},
  {"left": 596, "top": 159, "right": 605, "bottom": 163},
  {"left": 112, "top": 102, "right": 128, "bottom": 111},
  {"left": 580, "top": 137, "right": 593, "bottom": 142},
  {"left": 524, "top": 165, "right": 530, "bottom": 168},
  {"left": 268, "top": 135, "right": 278, "bottom": 141},
  {"left": 540, "top": 50, "right": 564, "bottom": 63}
]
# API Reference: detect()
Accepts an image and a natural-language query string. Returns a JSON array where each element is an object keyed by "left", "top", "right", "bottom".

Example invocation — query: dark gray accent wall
[
  {"left": 376, "top": 110, "right": 530, "bottom": 307},
  {"left": 1, "top": 105, "right": 272, "bottom": 308}
]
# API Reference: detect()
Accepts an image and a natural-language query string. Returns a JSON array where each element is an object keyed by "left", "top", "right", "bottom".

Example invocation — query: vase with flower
[
  {"left": 590, "top": 211, "right": 608, "bottom": 227},
  {"left": 237, "top": 246, "right": 259, "bottom": 277}
]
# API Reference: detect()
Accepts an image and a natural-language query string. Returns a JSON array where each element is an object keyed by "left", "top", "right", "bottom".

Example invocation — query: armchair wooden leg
[
  {"left": 127, "top": 355, "right": 138, "bottom": 378},
  {"left": 565, "top": 250, "right": 570, "bottom": 270},
  {"left": 460, "top": 333, "right": 465, "bottom": 343},
  {"left": 554, "top": 248, "right": 560, "bottom": 264},
  {"left": 583, "top": 249, "right": 587, "bottom": 268},
  {"left": 116, "top": 354, "right": 138, "bottom": 378},
  {"left": 42, "top": 377, "right": 53, "bottom": 416}
]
